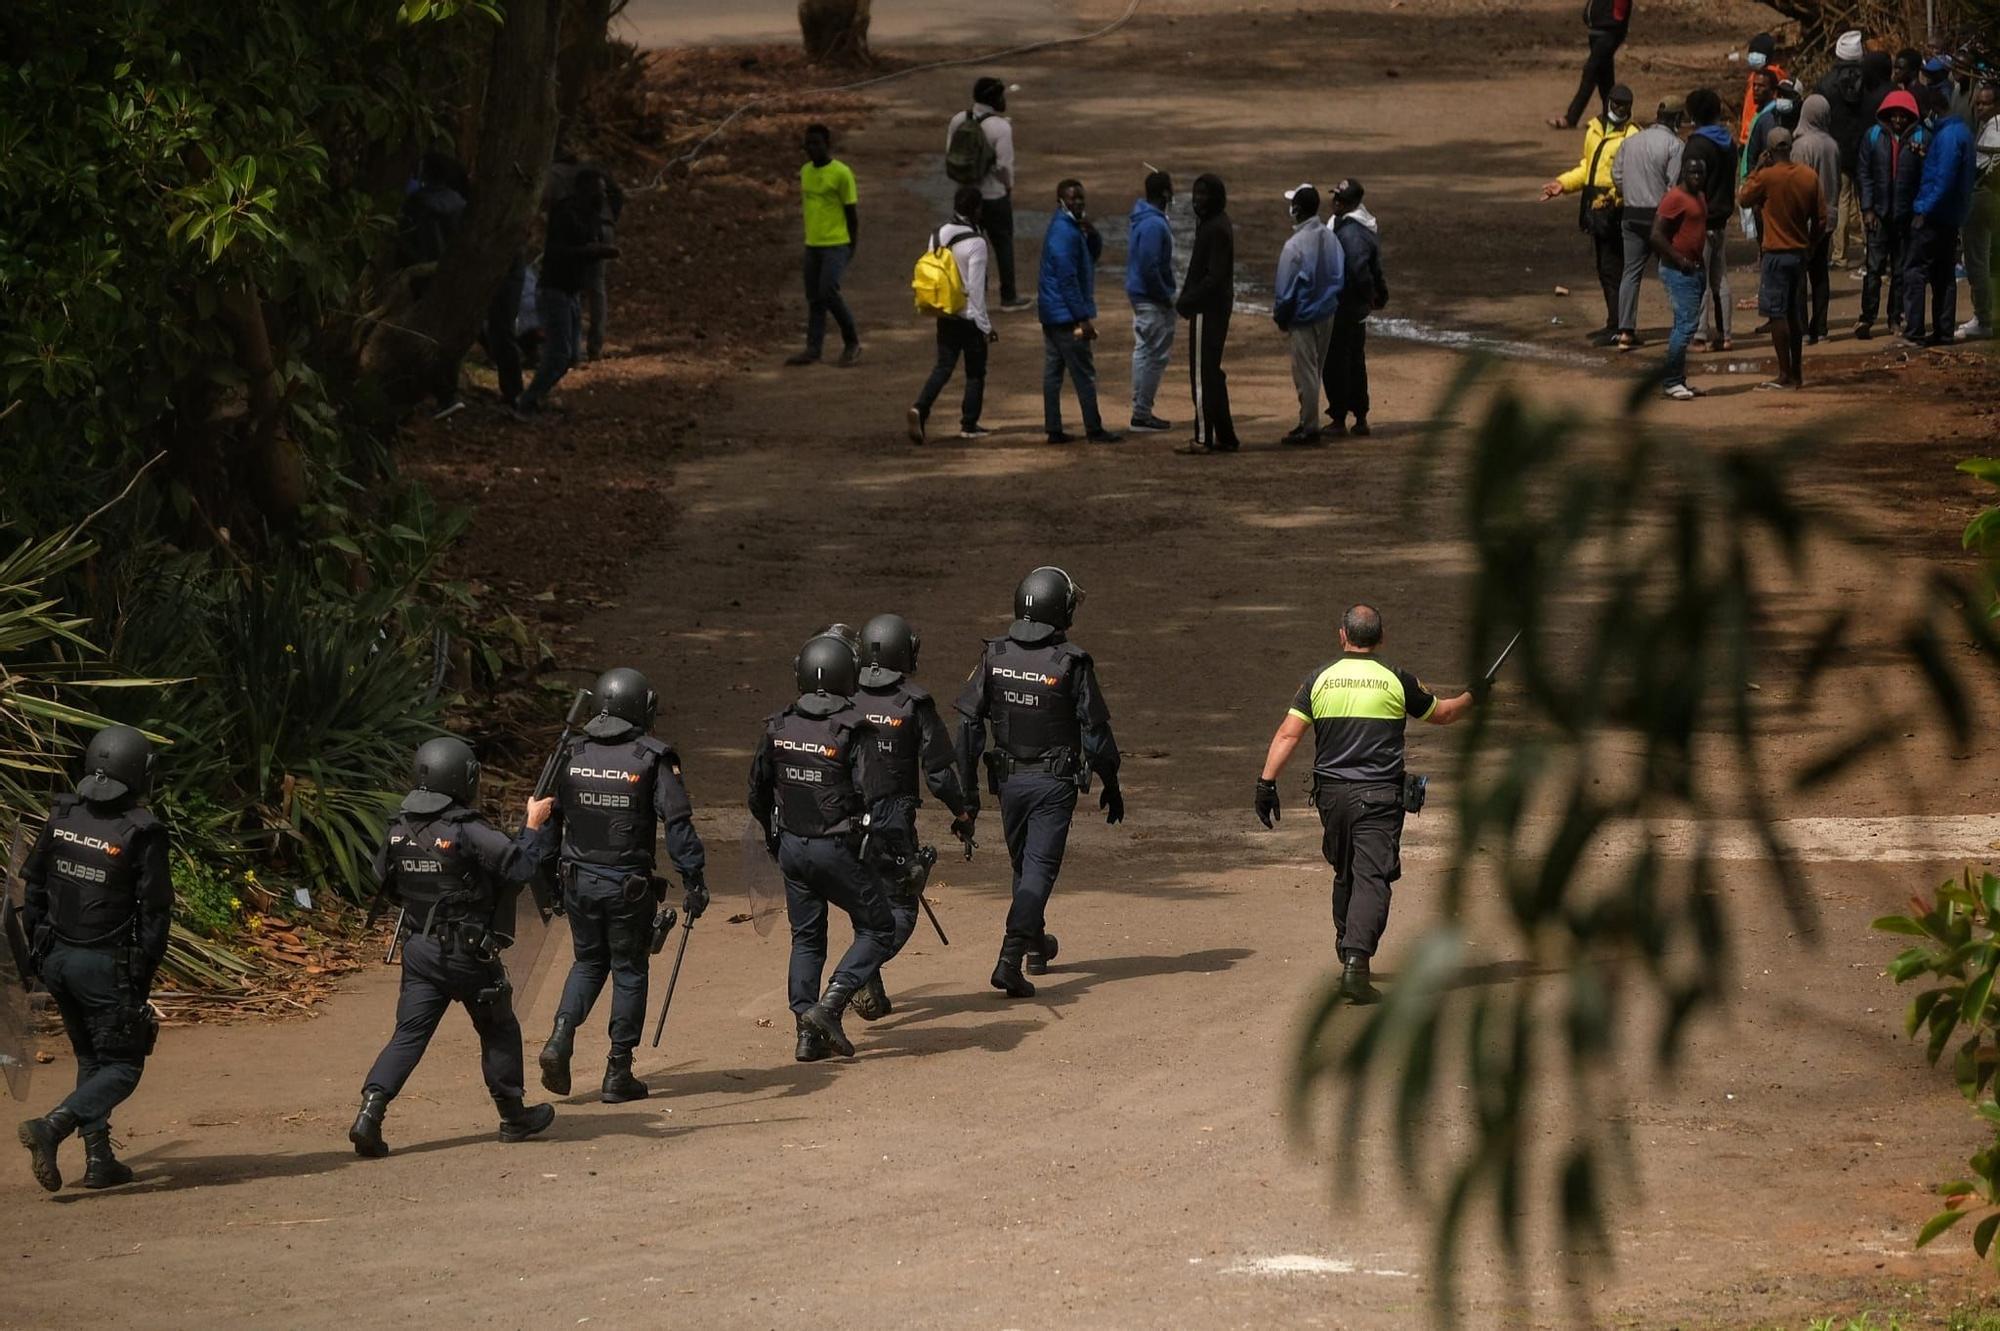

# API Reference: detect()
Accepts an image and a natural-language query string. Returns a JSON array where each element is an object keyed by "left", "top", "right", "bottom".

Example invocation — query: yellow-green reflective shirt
[
  {"left": 1287, "top": 652, "right": 1438, "bottom": 783},
  {"left": 800, "top": 159, "right": 858, "bottom": 247}
]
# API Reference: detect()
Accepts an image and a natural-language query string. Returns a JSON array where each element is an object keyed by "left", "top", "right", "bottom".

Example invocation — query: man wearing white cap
[
  {"left": 1815, "top": 30, "right": 1870, "bottom": 266},
  {"left": 1272, "top": 184, "right": 1344, "bottom": 448}
]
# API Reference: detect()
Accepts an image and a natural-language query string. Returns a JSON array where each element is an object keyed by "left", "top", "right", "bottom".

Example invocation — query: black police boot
[
  {"left": 601, "top": 1052, "right": 649, "bottom": 1104},
  {"left": 990, "top": 934, "right": 1036, "bottom": 999},
  {"left": 17, "top": 1106, "right": 79, "bottom": 1193},
  {"left": 794, "top": 1014, "right": 832, "bottom": 1063},
  {"left": 1025, "top": 931, "right": 1060, "bottom": 976},
  {"left": 850, "top": 972, "right": 891, "bottom": 1022},
  {"left": 80, "top": 1128, "right": 135, "bottom": 1189},
  {"left": 348, "top": 1090, "right": 390, "bottom": 1159},
  {"left": 802, "top": 978, "right": 859, "bottom": 1058},
  {"left": 496, "top": 1096, "right": 557, "bottom": 1143},
  {"left": 537, "top": 1013, "right": 575, "bottom": 1096},
  {"left": 1339, "top": 953, "right": 1382, "bottom": 1006}
]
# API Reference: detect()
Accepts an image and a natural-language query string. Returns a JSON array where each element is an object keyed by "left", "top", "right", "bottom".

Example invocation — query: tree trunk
[
  {"left": 359, "top": 0, "right": 564, "bottom": 411},
  {"left": 798, "top": 0, "right": 871, "bottom": 63}
]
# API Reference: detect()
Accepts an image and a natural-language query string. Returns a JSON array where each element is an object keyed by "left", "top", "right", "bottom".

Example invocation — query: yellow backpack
[{"left": 911, "top": 228, "right": 974, "bottom": 317}]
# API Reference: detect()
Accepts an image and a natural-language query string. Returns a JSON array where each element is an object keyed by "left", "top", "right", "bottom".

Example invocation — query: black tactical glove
[
  {"left": 682, "top": 873, "right": 709, "bottom": 921},
  {"left": 1255, "top": 777, "right": 1281, "bottom": 828},
  {"left": 1100, "top": 784, "right": 1125, "bottom": 825}
]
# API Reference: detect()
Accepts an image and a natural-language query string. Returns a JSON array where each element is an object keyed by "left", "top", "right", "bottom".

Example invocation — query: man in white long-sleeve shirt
[
  {"left": 907, "top": 186, "right": 996, "bottom": 444},
  {"left": 946, "top": 78, "right": 1027, "bottom": 310}
]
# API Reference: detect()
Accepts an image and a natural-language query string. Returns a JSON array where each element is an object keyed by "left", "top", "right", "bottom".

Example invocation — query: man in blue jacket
[
  {"left": 1907, "top": 85, "right": 1978, "bottom": 345},
  {"left": 1039, "top": 179, "right": 1121, "bottom": 444},
  {"left": 1126, "top": 171, "right": 1177, "bottom": 433},
  {"left": 1273, "top": 184, "right": 1344, "bottom": 447}
]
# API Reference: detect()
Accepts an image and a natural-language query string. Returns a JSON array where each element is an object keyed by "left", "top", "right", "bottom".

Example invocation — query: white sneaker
[
  {"left": 1957, "top": 319, "right": 1993, "bottom": 341},
  {"left": 1663, "top": 382, "right": 1702, "bottom": 401}
]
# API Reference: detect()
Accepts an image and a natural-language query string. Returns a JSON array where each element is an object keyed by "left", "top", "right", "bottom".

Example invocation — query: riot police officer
[
  {"left": 848, "top": 613, "right": 976, "bottom": 1021},
  {"left": 748, "top": 633, "right": 897, "bottom": 1062},
  {"left": 15, "top": 726, "right": 170, "bottom": 1193},
  {"left": 1253, "top": 604, "right": 1476, "bottom": 1003},
  {"left": 955, "top": 566, "right": 1123, "bottom": 999},
  {"left": 349, "top": 736, "right": 558, "bottom": 1157},
  {"left": 539, "top": 667, "right": 707, "bottom": 1103}
]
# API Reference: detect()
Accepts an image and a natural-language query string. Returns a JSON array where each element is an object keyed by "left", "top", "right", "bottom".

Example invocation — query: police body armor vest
[
  {"left": 987, "top": 638, "right": 1083, "bottom": 762},
  {"left": 859, "top": 682, "right": 926, "bottom": 799},
  {"left": 386, "top": 810, "right": 490, "bottom": 926},
  {"left": 558, "top": 736, "right": 670, "bottom": 873},
  {"left": 43, "top": 794, "right": 153, "bottom": 945},
  {"left": 767, "top": 706, "right": 865, "bottom": 837}
]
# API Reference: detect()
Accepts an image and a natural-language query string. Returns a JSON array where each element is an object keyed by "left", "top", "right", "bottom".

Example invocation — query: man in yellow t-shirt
[{"left": 788, "top": 123, "right": 863, "bottom": 367}]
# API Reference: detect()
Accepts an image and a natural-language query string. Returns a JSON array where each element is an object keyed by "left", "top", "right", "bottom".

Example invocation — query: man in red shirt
[{"left": 1648, "top": 156, "right": 1710, "bottom": 399}]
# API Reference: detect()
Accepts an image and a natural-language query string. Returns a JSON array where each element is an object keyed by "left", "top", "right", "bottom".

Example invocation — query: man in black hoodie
[
  {"left": 1815, "top": 31, "right": 1872, "bottom": 266},
  {"left": 1175, "top": 174, "right": 1240, "bottom": 455}
]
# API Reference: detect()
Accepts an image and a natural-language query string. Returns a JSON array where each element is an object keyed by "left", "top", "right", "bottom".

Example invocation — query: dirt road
[{"left": 5, "top": 0, "right": 1998, "bottom": 1327}]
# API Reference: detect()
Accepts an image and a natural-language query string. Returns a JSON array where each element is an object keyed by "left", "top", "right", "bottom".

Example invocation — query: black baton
[{"left": 649, "top": 920, "right": 695, "bottom": 1049}]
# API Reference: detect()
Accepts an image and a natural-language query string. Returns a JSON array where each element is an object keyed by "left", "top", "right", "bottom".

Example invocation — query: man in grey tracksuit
[{"left": 1611, "top": 96, "right": 1687, "bottom": 343}]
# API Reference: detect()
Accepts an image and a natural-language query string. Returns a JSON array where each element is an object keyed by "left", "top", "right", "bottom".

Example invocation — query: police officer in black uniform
[
  {"left": 539, "top": 667, "right": 707, "bottom": 1103},
  {"left": 748, "top": 632, "right": 897, "bottom": 1062},
  {"left": 349, "top": 735, "right": 559, "bottom": 1157},
  {"left": 1253, "top": 604, "right": 1476, "bottom": 1004},
  {"left": 955, "top": 566, "right": 1123, "bottom": 999},
  {"left": 15, "top": 726, "right": 170, "bottom": 1193},
  {"left": 847, "top": 613, "right": 977, "bottom": 1021}
]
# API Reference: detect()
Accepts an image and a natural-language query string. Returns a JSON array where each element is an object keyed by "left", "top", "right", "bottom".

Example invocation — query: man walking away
[
  {"left": 1612, "top": 94, "right": 1687, "bottom": 349},
  {"left": 787, "top": 124, "right": 862, "bottom": 367},
  {"left": 517, "top": 168, "right": 618, "bottom": 416},
  {"left": 1540, "top": 86, "right": 1638, "bottom": 345},
  {"left": 1273, "top": 184, "right": 1344, "bottom": 447},
  {"left": 1176, "top": 173, "right": 1240, "bottom": 454},
  {"left": 1816, "top": 31, "right": 1869, "bottom": 267},
  {"left": 1325, "top": 180, "right": 1388, "bottom": 437},
  {"left": 1794, "top": 94, "right": 1844, "bottom": 341},
  {"left": 1037, "top": 179, "right": 1120, "bottom": 444},
  {"left": 1957, "top": 82, "right": 1998, "bottom": 341},
  {"left": 1650, "top": 156, "right": 1711, "bottom": 399},
  {"left": 1126, "top": 170, "right": 1177, "bottom": 433},
  {"left": 1552, "top": 0, "right": 1632, "bottom": 130},
  {"left": 1683, "top": 90, "right": 1737, "bottom": 350},
  {"left": 907, "top": 186, "right": 995, "bottom": 443},
  {"left": 584, "top": 170, "right": 625, "bottom": 361},
  {"left": 947, "top": 78, "right": 1026, "bottom": 310},
  {"left": 1907, "top": 86, "right": 1978, "bottom": 346},
  {"left": 1739, "top": 127, "right": 1828, "bottom": 388},
  {"left": 1856, "top": 89, "right": 1928, "bottom": 337}
]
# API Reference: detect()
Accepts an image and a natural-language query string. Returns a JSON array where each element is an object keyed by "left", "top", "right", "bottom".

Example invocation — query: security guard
[
  {"left": 350, "top": 736, "right": 558, "bottom": 1157},
  {"left": 540, "top": 667, "right": 707, "bottom": 1103},
  {"left": 1254, "top": 604, "right": 1476, "bottom": 1003},
  {"left": 955, "top": 566, "right": 1122, "bottom": 999},
  {"left": 748, "top": 633, "right": 896, "bottom": 1062},
  {"left": 848, "top": 613, "right": 976, "bottom": 1020},
  {"left": 15, "top": 726, "right": 170, "bottom": 1193}
]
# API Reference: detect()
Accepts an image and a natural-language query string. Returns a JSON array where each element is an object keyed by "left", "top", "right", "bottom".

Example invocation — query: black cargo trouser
[
  {"left": 866, "top": 796, "right": 924, "bottom": 958},
  {"left": 779, "top": 832, "right": 895, "bottom": 1015},
  {"left": 999, "top": 770, "right": 1079, "bottom": 945},
  {"left": 1315, "top": 780, "right": 1406, "bottom": 960},
  {"left": 40, "top": 943, "right": 149, "bottom": 1133},
  {"left": 556, "top": 868, "right": 654, "bottom": 1056},
  {"left": 363, "top": 933, "right": 525, "bottom": 1102}
]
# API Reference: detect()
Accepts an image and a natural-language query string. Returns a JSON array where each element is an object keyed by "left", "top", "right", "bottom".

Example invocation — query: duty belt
[{"left": 988, "top": 750, "right": 1078, "bottom": 779}]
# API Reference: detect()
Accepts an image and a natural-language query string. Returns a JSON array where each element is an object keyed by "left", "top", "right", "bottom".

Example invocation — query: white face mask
[
  {"left": 1773, "top": 98, "right": 1795, "bottom": 115},
  {"left": 1607, "top": 107, "right": 1630, "bottom": 124}
]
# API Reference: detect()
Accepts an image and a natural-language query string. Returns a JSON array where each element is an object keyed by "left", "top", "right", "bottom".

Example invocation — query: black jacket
[
  {"left": 1815, "top": 59, "right": 1871, "bottom": 171},
  {"left": 1175, "top": 175, "right": 1234, "bottom": 319},
  {"left": 1683, "top": 128, "right": 1738, "bottom": 230},
  {"left": 1332, "top": 215, "right": 1388, "bottom": 313}
]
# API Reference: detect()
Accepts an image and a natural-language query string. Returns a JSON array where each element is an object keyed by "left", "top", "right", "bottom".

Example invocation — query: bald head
[{"left": 1341, "top": 604, "right": 1383, "bottom": 651}]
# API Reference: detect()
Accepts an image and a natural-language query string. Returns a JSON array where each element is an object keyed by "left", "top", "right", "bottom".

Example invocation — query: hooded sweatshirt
[
  {"left": 1793, "top": 94, "right": 1845, "bottom": 218},
  {"left": 1330, "top": 210, "right": 1387, "bottom": 314},
  {"left": 1683, "top": 121, "right": 1737, "bottom": 229},
  {"left": 1272, "top": 214, "right": 1344, "bottom": 329},
  {"left": 1126, "top": 197, "right": 1176, "bottom": 305},
  {"left": 1176, "top": 174, "right": 1234, "bottom": 319},
  {"left": 1815, "top": 56, "right": 1871, "bottom": 170},
  {"left": 1858, "top": 89, "right": 1933, "bottom": 221}
]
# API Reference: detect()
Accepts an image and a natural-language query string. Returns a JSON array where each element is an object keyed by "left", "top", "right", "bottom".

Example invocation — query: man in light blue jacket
[
  {"left": 1273, "top": 184, "right": 1344, "bottom": 447},
  {"left": 1126, "top": 170, "right": 1177, "bottom": 433}
]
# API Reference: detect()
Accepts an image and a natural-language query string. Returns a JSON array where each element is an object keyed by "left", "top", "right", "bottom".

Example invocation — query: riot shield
[
  {"left": 493, "top": 880, "right": 570, "bottom": 1030},
  {"left": 741, "top": 820, "right": 786, "bottom": 938},
  {"left": 1, "top": 830, "right": 35, "bottom": 1102}
]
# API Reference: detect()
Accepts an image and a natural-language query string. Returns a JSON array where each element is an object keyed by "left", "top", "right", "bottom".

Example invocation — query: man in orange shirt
[
  {"left": 1738, "top": 127, "right": 1830, "bottom": 389},
  {"left": 1740, "top": 33, "right": 1788, "bottom": 141}
]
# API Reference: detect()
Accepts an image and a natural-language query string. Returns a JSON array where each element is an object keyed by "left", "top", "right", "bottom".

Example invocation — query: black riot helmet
[
  {"left": 794, "top": 632, "right": 860, "bottom": 698},
  {"left": 75, "top": 725, "right": 154, "bottom": 802},
  {"left": 858, "top": 613, "right": 920, "bottom": 688},
  {"left": 1013, "top": 566, "right": 1084, "bottom": 631},
  {"left": 588, "top": 666, "right": 657, "bottom": 739},
  {"left": 406, "top": 735, "right": 480, "bottom": 814}
]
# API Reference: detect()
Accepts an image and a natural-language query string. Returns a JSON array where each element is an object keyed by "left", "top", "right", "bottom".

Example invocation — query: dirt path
[{"left": 5, "top": 2, "right": 1998, "bottom": 1328}]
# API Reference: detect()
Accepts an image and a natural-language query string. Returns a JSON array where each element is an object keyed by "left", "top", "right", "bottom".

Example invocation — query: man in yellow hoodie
[{"left": 1541, "top": 84, "right": 1640, "bottom": 345}]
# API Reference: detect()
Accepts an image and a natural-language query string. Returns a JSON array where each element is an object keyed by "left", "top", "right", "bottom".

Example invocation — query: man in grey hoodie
[
  {"left": 1611, "top": 94, "right": 1686, "bottom": 348},
  {"left": 1794, "top": 92, "right": 1845, "bottom": 341}
]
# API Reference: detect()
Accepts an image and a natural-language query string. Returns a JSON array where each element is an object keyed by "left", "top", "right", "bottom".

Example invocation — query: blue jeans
[
  {"left": 1129, "top": 299, "right": 1175, "bottom": 416},
  {"left": 803, "top": 244, "right": 858, "bottom": 356},
  {"left": 1660, "top": 265, "right": 1704, "bottom": 388},
  {"left": 1042, "top": 324, "right": 1103, "bottom": 436},
  {"left": 520, "top": 284, "right": 581, "bottom": 409}
]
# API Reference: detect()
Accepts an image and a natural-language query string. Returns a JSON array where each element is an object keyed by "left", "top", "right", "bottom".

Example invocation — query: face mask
[
  {"left": 1747, "top": 52, "right": 1768, "bottom": 70},
  {"left": 1773, "top": 98, "right": 1795, "bottom": 115},
  {"left": 1607, "top": 108, "right": 1629, "bottom": 124}
]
